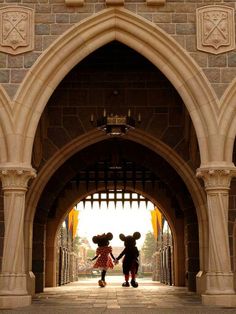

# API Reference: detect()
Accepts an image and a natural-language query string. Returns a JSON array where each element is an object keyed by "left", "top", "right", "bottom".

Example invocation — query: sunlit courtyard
[{"left": 57, "top": 191, "right": 172, "bottom": 287}]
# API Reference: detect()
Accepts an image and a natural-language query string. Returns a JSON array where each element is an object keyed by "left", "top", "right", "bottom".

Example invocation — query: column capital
[
  {"left": 196, "top": 166, "right": 236, "bottom": 190},
  {"left": 0, "top": 166, "right": 36, "bottom": 191}
]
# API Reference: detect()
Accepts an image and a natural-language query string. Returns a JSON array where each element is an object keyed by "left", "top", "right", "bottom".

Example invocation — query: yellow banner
[
  {"left": 68, "top": 207, "right": 79, "bottom": 239},
  {"left": 73, "top": 209, "right": 79, "bottom": 238},
  {"left": 151, "top": 207, "right": 162, "bottom": 240}
]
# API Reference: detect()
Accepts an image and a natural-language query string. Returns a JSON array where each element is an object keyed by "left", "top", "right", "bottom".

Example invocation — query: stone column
[
  {"left": 0, "top": 167, "right": 36, "bottom": 309},
  {"left": 197, "top": 166, "right": 236, "bottom": 307}
]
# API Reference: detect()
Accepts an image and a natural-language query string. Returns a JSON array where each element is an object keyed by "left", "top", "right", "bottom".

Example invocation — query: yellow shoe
[{"left": 98, "top": 280, "right": 106, "bottom": 287}]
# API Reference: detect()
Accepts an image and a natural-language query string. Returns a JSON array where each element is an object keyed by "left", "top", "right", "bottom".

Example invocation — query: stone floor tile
[{"left": 2, "top": 277, "right": 236, "bottom": 314}]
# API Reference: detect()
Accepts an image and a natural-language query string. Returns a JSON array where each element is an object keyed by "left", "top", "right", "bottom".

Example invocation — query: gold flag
[
  {"left": 68, "top": 207, "right": 79, "bottom": 239},
  {"left": 151, "top": 207, "right": 162, "bottom": 240}
]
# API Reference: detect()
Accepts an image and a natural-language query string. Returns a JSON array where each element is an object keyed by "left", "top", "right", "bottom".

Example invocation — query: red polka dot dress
[{"left": 93, "top": 246, "right": 114, "bottom": 270}]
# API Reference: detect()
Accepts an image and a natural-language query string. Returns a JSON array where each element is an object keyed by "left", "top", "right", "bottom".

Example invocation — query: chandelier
[{"left": 91, "top": 109, "right": 141, "bottom": 136}]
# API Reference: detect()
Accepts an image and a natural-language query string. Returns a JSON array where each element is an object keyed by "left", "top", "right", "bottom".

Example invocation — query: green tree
[
  {"left": 87, "top": 249, "right": 96, "bottom": 258},
  {"left": 73, "top": 236, "right": 95, "bottom": 258},
  {"left": 141, "top": 232, "right": 157, "bottom": 262}
]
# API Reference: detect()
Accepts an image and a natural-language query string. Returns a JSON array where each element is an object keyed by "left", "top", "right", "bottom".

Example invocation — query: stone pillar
[
  {"left": 0, "top": 167, "right": 36, "bottom": 309},
  {"left": 197, "top": 166, "right": 236, "bottom": 307}
]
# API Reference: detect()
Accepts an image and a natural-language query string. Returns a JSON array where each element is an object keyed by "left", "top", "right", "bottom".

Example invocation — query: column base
[
  {"left": 26, "top": 271, "right": 35, "bottom": 296},
  {"left": 196, "top": 270, "right": 206, "bottom": 294},
  {"left": 202, "top": 294, "right": 236, "bottom": 307},
  {"left": 205, "top": 271, "right": 235, "bottom": 295},
  {"left": 0, "top": 295, "right": 31, "bottom": 309},
  {"left": 0, "top": 273, "right": 28, "bottom": 295}
]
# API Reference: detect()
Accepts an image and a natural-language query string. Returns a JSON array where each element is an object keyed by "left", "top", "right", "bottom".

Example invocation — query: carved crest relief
[
  {"left": 0, "top": 6, "right": 34, "bottom": 55},
  {"left": 196, "top": 5, "right": 235, "bottom": 54}
]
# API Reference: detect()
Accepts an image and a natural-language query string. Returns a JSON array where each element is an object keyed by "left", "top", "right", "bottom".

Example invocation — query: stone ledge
[
  {"left": 106, "top": 0, "right": 124, "bottom": 6},
  {"left": 202, "top": 294, "right": 236, "bottom": 307},
  {"left": 65, "top": 0, "right": 165, "bottom": 6},
  {"left": 65, "top": 0, "right": 84, "bottom": 6},
  {"left": 0, "top": 295, "right": 31, "bottom": 309},
  {"left": 146, "top": 0, "right": 165, "bottom": 6}
]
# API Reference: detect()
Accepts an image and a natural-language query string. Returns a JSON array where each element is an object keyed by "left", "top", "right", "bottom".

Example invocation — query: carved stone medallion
[
  {"left": 196, "top": 5, "right": 235, "bottom": 54},
  {"left": 0, "top": 6, "right": 34, "bottom": 55}
]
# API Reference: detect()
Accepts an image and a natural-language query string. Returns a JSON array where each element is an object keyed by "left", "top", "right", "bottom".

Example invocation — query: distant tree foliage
[{"left": 141, "top": 231, "right": 157, "bottom": 262}]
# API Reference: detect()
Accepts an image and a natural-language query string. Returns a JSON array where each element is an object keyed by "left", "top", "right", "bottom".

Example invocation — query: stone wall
[{"left": 0, "top": 0, "right": 236, "bottom": 99}]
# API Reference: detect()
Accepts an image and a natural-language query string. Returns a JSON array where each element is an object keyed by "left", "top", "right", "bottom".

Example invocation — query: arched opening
[
  {"left": 56, "top": 191, "right": 174, "bottom": 287},
  {"left": 27, "top": 40, "right": 206, "bottom": 297},
  {"left": 32, "top": 138, "right": 198, "bottom": 293}
]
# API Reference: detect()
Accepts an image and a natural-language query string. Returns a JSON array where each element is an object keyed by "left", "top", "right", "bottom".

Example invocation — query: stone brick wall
[{"left": 0, "top": 0, "right": 235, "bottom": 99}]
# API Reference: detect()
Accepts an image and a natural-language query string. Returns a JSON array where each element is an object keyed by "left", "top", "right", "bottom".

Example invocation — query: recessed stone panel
[
  {"left": 0, "top": 6, "right": 34, "bottom": 55},
  {"left": 196, "top": 5, "right": 235, "bottom": 54}
]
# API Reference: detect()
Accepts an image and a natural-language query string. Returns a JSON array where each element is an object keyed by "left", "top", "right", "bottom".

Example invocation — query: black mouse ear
[
  {"left": 107, "top": 232, "right": 113, "bottom": 240},
  {"left": 119, "top": 234, "right": 126, "bottom": 241},
  {"left": 92, "top": 236, "right": 98, "bottom": 244},
  {"left": 133, "top": 232, "right": 141, "bottom": 240}
]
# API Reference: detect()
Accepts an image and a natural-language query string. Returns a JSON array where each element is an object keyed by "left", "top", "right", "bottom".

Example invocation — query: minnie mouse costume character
[
  {"left": 91, "top": 232, "right": 116, "bottom": 287},
  {"left": 116, "top": 232, "right": 141, "bottom": 288}
]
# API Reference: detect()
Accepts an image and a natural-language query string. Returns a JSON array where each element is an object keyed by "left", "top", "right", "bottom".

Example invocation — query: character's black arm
[
  {"left": 91, "top": 255, "right": 99, "bottom": 261},
  {"left": 116, "top": 249, "right": 126, "bottom": 261},
  {"left": 110, "top": 253, "right": 116, "bottom": 261}
]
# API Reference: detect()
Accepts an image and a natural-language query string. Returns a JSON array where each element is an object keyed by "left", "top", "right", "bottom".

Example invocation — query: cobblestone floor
[{"left": 1, "top": 277, "right": 236, "bottom": 314}]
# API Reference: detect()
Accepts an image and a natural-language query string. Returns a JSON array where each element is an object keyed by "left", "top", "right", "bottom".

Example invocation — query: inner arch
[{"left": 32, "top": 138, "right": 199, "bottom": 293}]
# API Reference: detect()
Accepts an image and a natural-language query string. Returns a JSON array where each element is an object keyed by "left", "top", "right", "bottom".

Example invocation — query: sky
[{"left": 76, "top": 196, "right": 155, "bottom": 250}]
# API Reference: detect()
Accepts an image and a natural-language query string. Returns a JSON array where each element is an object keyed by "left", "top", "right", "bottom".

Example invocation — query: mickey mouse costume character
[
  {"left": 116, "top": 232, "right": 141, "bottom": 288},
  {"left": 91, "top": 232, "right": 116, "bottom": 287}
]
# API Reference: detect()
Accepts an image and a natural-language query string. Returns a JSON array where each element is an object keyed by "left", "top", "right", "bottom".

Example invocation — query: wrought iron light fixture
[{"left": 91, "top": 109, "right": 141, "bottom": 136}]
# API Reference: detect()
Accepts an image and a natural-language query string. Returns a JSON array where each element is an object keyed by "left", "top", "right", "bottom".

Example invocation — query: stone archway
[
  {"left": 45, "top": 184, "right": 185, "bottom": 290},
  {"left": 26, "top": 132, "right": 206, "bottom": 294},
  {"left": 11, "top": 8, "right": 217, "bottom": 166},
  {"left": 0, "top": 86, "right": 14, "bottom": 163},
  {"left": 0, "top": 6, "right": 235, "bottom": 310},
  {"left": 219, "top": 80, "right": 236, "bottom": 164}
]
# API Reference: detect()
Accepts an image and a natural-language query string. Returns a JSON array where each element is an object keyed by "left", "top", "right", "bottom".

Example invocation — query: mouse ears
[
  {"left": 119, "top": 232, "right": 141, "bottom": 241},
  {"left": 133, "top": 232, "right": 141, "bottom": 240},
  {"left": 92, "top": 235, "right": 99, "bottom": 244},
  {"left": 92, "top": 232, "right": 113, "bottom": 243},
  {"left": 119, "top": 233, "right": 126, "bottom": 241},
  {"left": 106, "top": 232, "right": 113, "bottom": 240}
]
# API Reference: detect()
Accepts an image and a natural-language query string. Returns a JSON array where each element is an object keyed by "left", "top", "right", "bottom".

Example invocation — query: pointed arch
[
  {"left": 218, "top": 79, "right": 236, "bottom": 164},
  {"left": 0, "top": 85, "right": 14, "bottom": 163},
  {"left": 13, "top": 8, "right": 218, "bottom": 165},
  {"left": 26, "top": 130, "right": 207, "bottom": 224},
  {"left": 25, "top": 130, "right": 208, "bottom": 283}
]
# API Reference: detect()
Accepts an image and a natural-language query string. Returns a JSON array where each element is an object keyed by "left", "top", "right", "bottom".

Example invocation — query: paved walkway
[{"left": 1, "top": 277, "right": 236, "bottom": 314}]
